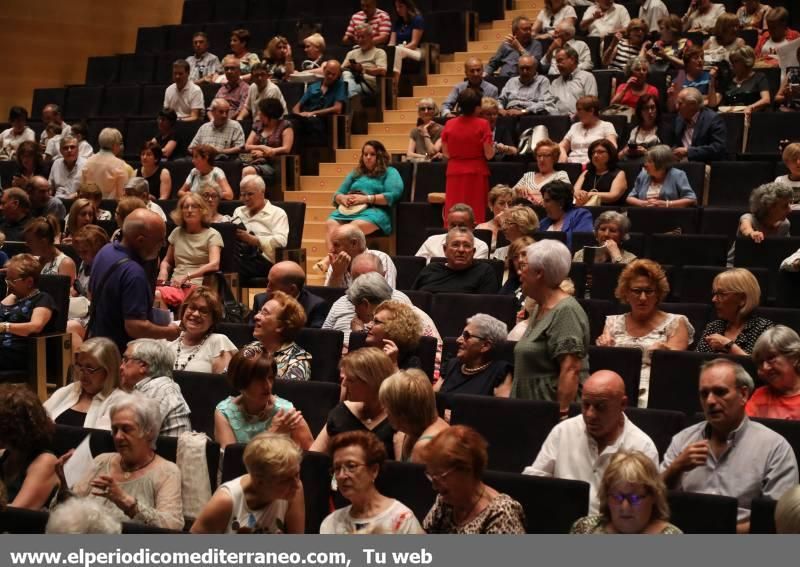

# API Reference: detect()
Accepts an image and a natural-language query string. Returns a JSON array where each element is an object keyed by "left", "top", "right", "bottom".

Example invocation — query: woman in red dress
[{"left": 441, "top": 89, "right": 495, "bottom": 224}]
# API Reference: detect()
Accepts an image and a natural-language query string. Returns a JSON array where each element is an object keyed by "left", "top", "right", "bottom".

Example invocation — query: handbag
[
  {"left": 336, "top": 191, "right": 369, "bottom": 216},
  {"left": 215, "top": 273, "right": 249, "bottom": 324}
]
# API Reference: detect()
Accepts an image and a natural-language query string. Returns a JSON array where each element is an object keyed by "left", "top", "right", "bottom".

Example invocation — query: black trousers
[{"left": 239, "top": 253, "right": 273, "bottom": 281}]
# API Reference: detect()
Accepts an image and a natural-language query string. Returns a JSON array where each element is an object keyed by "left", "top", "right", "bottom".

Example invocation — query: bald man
[
  {"left": 88, "top": 209, "right": 179, "bottom": 351},
  {"left": 440, "top": 57, "right": 499, "bottom": 117},
  {"left": 523, "top": 370, "right": 658, "bottom": 514},
  {"left": 251, "top": 260, "right": 330, "bottom": 327}
]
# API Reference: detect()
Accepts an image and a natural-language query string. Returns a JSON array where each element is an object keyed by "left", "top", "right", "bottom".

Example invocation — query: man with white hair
[
  {"left": 232, "top": 174, "right": 289, "bottom": 280},
  {"left": 342, "top": 23, "right": 387, "bottom": 99},
  {"left": 485, "top": 16, "right": 543, "bottom": 78},
  {"left": 662, "top": 359, "right": 798, "bottom": 533},
  {"left": 163, "top": 59, "right": 204, "bottom": 121},
  {"left": 325, "top": 224, "right": 396, "bottom": 288},
  {"left": 48, "top": 135, "right": 85, "bottom": 198},
  {"left": 80, "top": 128, "right": 131, "bottom": 199},
  {"left": 214, "top": 55, "right": 249, "bottom": 118},
  {"left": 119, "top": 339, "right": 191, "bottom": 437},
  {"left": 672, "top": 87, "right": 727, "bottom": 163},
  {"left": 540, "top": 22, "right": 593, "bottom": 76},
  {"left": 412, "top": 228, "right": 499, "bottom": 294},
  {"left": 416, "top": 204, "right": 489, "bottom": 262},
  {"left": 123, "top": 177, "right": 167, "bottom": 221},
  {"left": 189, "top": 98, "right": 245, "bottom": 155}
]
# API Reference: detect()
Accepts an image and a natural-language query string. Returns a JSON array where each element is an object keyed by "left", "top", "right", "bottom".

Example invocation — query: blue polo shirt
[
  {"left": 298, "top": 79, "right": 348, "bottom": 112},
  {"left": 88, "top": 242, "right": 152, "bottom": 352}
]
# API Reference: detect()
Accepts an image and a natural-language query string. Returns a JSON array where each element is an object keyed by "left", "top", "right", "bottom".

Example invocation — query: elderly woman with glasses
[
  {"left": 727, "top": 182, "right": 793, "bottom": 266},
  {"left": 596, "top": 260, "right": 693, "bottom": 407},
  {"left": 435, "top": 314, "right": 513, "bottom": 400},
  {"left": 407, "top": 97, "right": 443, "bottom": 161},
  {"left": 215, "top": 348, "right": 312, "bottom": 450},
  {"left": 156, "top": 192, "right": 223, "bottom": 309},
  {"left": 247, "top": 290, "right": 311, "bottom": 381},
  {"left": 573, "top": 211, "right": 637, "bottom": 265},
  {"left": 571, "top": 450, "right": 682, "bottom": 534},
  {"left": 513, "top": 139, "right": 569, "bottom": 205},
  {"left": 476, "top": 184, "right": 514, "bottom": 251},
  {"left": 627, "top": 145, "right": 697, "bottom": 209},
  {"left": 193, "top": 432, "right": 304, "bottom": 533},
  {"left": 57, "top": 393, "right": 184, "bottom": 530},
  {"left": 321, "top": 430, "right": 423, "bottom": 534},
  {"left": 747, "top": 326, "right": 800, "bottom": 420},
  {"left": 716, "top": 46, "right": 770, "bottom": 116},
  {"left": 167, "top": 287, "right": 236, "bottom": 374},
  {"left": 311, "top": 348, "right": 396, "bottom": 457},
  {"left": 422, "top": 425, "right": 525, "bottom": 534},
  {"left": 364, "top": 299, "right": 424, "bottom": 370},
  {"left": 45, "top": 337, "right": 123, "bottom": 428},
  {"left": 696, "top": 268, "right": 773, "bottom": 355}
]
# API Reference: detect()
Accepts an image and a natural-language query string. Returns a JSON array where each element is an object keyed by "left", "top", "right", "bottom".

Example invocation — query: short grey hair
[
  {"left": 338, "top": 224, "right": 367, "bottom": 252},
  {"left": 594, "top": 211, "right": 631, "bottom": 241},
  {"left": 448, "top": 203, "right": 476, "bottom": 224},
  {"left": 354, "top": 22, "right": 373, "bottom": 36},
  {"left": 526, "top": 239, "right": 571, "bottom": 288},
  {"left": 556, "top": 21, "right": 576, "bottom": 38},
  {"left": 98, "top": 128, "right": 123, "bottom": 151},
  {"left": 128, "top": 338, "right": 176, "bottom": 380},
  {"left": 626, "top": 56, "right": 649, "bottom": 76},
  {"left": 511, "top": 15, "right": 530, "bottom": 34},
  {"left": 753, "top": 325, "right": 800, "bottom": 373},
  {"left": 749, "top": 182, "right": 794, "bottom": 224},
  {"left": 109, "top": 392, "right": 162, "bottom": 448},
  {"left": 700, "top": 358, "right": 755, "bottom": 394},
  {"left": 645, "top": 144, "right": 676, "bottom": 172},
  {"left": 59, "top": 135, "right": 78, "bottom": 149},
  {"left": 124, "top": 177, "right": 150, "bottom": 198},
  {"left": 558, "top": 46, "right": 579, "bottom": 62},
  {"left": 466, "top": 313, "right": 508, "bottom": 344},
  {"left": 347, "top": 271, "right": 392, "bottom": 306},
  {"left": 445, "top": 226, "right": 474, "bottom": 245},
  {"left": 240, "top": 173, "right": 266, "bottom": 193},
  {"left": 47, "top": 497, "right": 122, "bottom": 534},
  {"left": 729, "top": 45, "right": 755, "bottom": 69},
  {"left": 680, "top": 87, "right": 704, "bottom": 108},
  {"left": 209, "top": 98, "right": 230, "bottom": 112}
]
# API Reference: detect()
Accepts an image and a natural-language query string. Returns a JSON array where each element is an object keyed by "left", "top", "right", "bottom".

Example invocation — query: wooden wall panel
[{"left": 0, "top": 0, "right": 184, "bottom": 117}]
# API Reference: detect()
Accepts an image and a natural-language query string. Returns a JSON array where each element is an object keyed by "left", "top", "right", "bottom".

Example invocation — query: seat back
[
  {"left": 38, "top": 275, "right": 71, "bottom": 333},
  {"left": 273, "top": 201, "right": 306, "bottom": 249},
  {"left": 430, "top": 293, "right": 517, "bottom": 337},
  {"left": 272, "top": 379, "right": 341, "bottom": 436},
  {"left": 376, "top": 460, "right": 437, "bottom": 523},
  {"left": 349, "top": 332, "right": 437, "bottom": 380},
  {"left": 667, "top": 491, "right": 739, "bottom": 533},
  {"left": 587, "top": 346, "right": 642, "bottom": 406},
  {"left": 749, "top": 497, "right": 777, "bottom": 534},
  {"left": 173, "top": 370, "right": 237, "bottom": 438},
  {"left": 708, "top": 161, "right": 775, "bottom": 207},
  {"left": 393, "top": 255, "right": 427, "bottom": 290},
  {"left": 753, "top": 417, "right": 800, "bottom": 464},
  {"left": 401, "top": 289, "right": 433, "bottom": 315},
  {"left": 623, "top": 407, "right": 686, "bottom": 459},
  {"left": 0, "top": 507, "right": 50, "bottom": 534},
  {"left": 295, "top": 328, "right": 345, "bottom": 382},
  {"left": 216, "top": 322, "right": 255, "bottom": 348},
  {"left": 649, "top": 234, "right": 729, "bottom": 266},
  {"left": 304, "top": 286, "right": 346, "bottom": 309},
  {"left": 625, "top": 207, "right": 699, "bottom": 235},
  {"left": 449, "top": 394, "right": 560, "bottom": 473}
]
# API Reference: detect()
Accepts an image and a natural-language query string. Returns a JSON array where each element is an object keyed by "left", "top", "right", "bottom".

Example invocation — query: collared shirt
[
  {"left": 214, "top": 80, "right": 250, "bottom": 118},
  {"left": 416, "top": 234, "right": 489, "bottom": 262},
  {"left": 133, "top": 376, "right": 192, "bottom": 437},
  {"left": 0, "top": 127, "right": 35, "bottom": 159},
  {"left": 661, "top": 417, "right": 798, "bottom": 521},
  {"left": 163, "top": 82, "right": 205, "bottom": 119},
  {"left": 441, "top": 81, "right": 499, "bottom": 115},
  {"left": 49, "top": 156, "right": 86, "bottom": 198},
  {"left": 581, "top": 2, "right": 631, "bottom": 38},
  {"left": 543, "top": 39, "right": 593, "bottom": 75},
  {"left": 524, "top": 414, "right": 658, "bottom": 514},
  {"left": 272, "top": 341, "right": 312, "bottom": 381},
  {"left": 324, "top": 248, "right": 397, "bottom": 288},
  {"left": 187, "top": 52, "right": 222, "bottom": 82},
  {"left": 551, "top": 69, "right": 598, "bottom": 115},
  {"left": 297, "top": 79, "right": 348, "bottom": 112},
  {"left": 189, "top": 119, "right": 245, "bottom": 151},
  {"left": 485, "top": 40, "right": 544, "bottom": 78},
  {"left": 639, "top": 0, "right": 669, "bottom": 32},
  {"left": 245, "top": 81, "right": 288, "bottom": 119},
  {"left": 345, "top": 9, "right": 392, "bottom": 42},
  {"left": 232, "top": 201, "right": 289, "bottom": 264},
  {"left": 681, "top": 110, "right": 700, "bottom": 149},
  {"left": 498, "top": 75, "right": 558, "bottom": 115}
]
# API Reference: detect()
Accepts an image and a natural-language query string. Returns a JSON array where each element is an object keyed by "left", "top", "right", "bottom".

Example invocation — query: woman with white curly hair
[{"left": 727, "top": 182, "right": 793, "bottom": 266}]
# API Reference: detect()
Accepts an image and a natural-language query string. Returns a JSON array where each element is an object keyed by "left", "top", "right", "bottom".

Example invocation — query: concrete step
[
  {"left": 302, "top": 238, "right": 328, "bottom": 261},
  {"left": 306, "top": 205, "right": 335, "bottom": 223},
  {"left": 514, "top": 0, "right": 544, "bottom": 9},
  {"left": 319, "top": 162, "right": 357, "bottom": 176},
  {"left": 451, "top": 50, "right": 495, "bottom": 64},
  {"left": 383, "top": 109, "right": 425, "bottom": 123},
  {"left": 467, "top": 40, "right": 502, "bottom": 52},
  {"left": 478, "top": 28, "right": 512, "bottom": 43},
  {"left": 304, "top": 222, "right": 328, "bottom": 240},
  {"left": 413, "top": 84, "right": 456, "bottom": 98},
  {"left": 284, "top": 190, "right": 335, "bottom": 206},
  {"left": 300, "top": 176, "right": 345, "bottom": 191},
  {"left": 336, "top": 148, "right": 366, "bottom": 162},
  {"left": 397, "top": 95, "right": 447, "bottom": 110},
  {"left": 368, "top": 122, "right": 415, "bottom": 136},
  {"left": 440, "top": 61, "right": 466, "bottom": 75},
  {"left": 425, "top": 73, "right": 464, "bottom": 87},
  {"left": 352, "top": 133, "right": 408, "bottom": 151}
]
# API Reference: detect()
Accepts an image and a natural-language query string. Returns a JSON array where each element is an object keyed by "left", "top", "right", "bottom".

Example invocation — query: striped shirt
[
  {"left": 345, "top": 9, "right": 392, "bottom": 42},
  {"left": 609, "top": 39, "right": 641, "bottom": 72},
  {"left": 133, "top": 375, "right": 192, "bottom": 437}
]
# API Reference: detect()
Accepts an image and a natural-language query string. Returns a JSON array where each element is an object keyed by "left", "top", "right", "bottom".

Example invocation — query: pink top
[
  {"left": 614, "top": 83, "right": 660, "bottom": 108},
  {"left": 746, "top": 386, "right": 800, "bottom": 420}
]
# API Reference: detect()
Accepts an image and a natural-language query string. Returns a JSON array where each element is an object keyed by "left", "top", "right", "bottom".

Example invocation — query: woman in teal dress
[
  {"left": 214, "top": 348, "right": 313, "bottom": 450},
  {"left": 326, "top": 140, "right": 404, "bottom": 246},
  {"left": 512, "top": 239, "right": 589, "bottom": 414}
]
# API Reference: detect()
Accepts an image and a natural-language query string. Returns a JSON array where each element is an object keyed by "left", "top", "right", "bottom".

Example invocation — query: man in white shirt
[
  {"left": 580, "top": 0, "right": 631, "bottom": 38},
  {"left": 523, "top": 370, "right": 659, "bottom": 514},
  {"left": 233, "top": 174, "right": 289, "bottom": 280},
  {"left": 163, "top": 59, "right": 204, "bottom": 121},
  {"left": 187, "top": 31, "right": 222, "bottom": 84},
  {"left": 550, "top": 46, "right": 599, "bottom": 115},
  {"left": 48, "top": 136, "right": 85, "bottom": 198},
  {"left": 416, "top": 204, "right": 489, "bottom": 262},
  {"left": 541, "top": 22, "right": 593, "bottom": 76},
  {"left": 342, "top": 23, "right": 388, "bottom": 98},
  {"left": 325, "top": 224, "right": 396, "bottom": 288},
  {"left": 637, "top": 0, "right": 668, "bottom": 33},
  {"left": 236, "top": 62, "right": 288, "bottom": 122}
]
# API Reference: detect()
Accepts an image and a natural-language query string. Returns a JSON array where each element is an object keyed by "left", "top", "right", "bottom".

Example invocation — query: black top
[
  {"left": 157, "top": 131, "right": 187, "bottom": 160},
  {"left": 325, "top": 402, "right": 395, "bottom": 458},
  {"left": 695, "top": 316, "right": 774, "bottom": 354},
  {"left": 0, "top": 447, "right": 55, "bottom": 504},
  {"left": 54, "top": 408, "right": 87, "bottom": 427},
  {"left": 0, "top": 291, "right": 57, "bottom": 368},
  {"left": 722, "top": 72, "right": 769, "bottom": 107},
  {"left": 412, "top": 262, "right": 499, "bottom": 294},
  {"left": 439, "top": 358, "right": 512, "bottom": 399},
  {"left": 0, "top": 214, "right": 32, "bottom": 242},
  {"left": 583, "top": 168, "right": 623, "bottom": 204},
  {"left": 135, "top": 165, "right": 166, "bottom": 200}
]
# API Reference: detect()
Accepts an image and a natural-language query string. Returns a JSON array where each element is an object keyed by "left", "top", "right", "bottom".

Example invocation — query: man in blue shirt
[
  {"left": 485, "top": 16, "right": 544, "bottom": 78},
  {"left": 441, "top": 58, "right": 499, "bottom": 117},
  {"left": 291, "top": 60, "right": 347, "bottom": 147},
  {"left": 88, "top": 209, "right": 179, "bottom": 352}
]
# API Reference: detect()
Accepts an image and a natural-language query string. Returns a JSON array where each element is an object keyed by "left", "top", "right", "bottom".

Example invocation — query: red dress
[{"left": 441, "top": 115, "right": 492, "bottom": 224}]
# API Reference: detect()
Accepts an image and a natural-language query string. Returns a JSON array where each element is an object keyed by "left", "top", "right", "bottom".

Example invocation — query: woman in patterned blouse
[
  {"left": 422, "top": 426, "right": 526, "bottom": 534},
  {"left": 249, "top": 290, "right": 312, "bottom": 381}
]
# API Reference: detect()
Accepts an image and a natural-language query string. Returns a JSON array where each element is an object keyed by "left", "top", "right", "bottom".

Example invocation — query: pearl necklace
[
  {"left": 120, "top": 453, "right": 156, "bottom": 480},
  {"left": 173, "top": 332, "right": 210, "bottom": 371},
  {"left": 461, "top": 361, "right": 491, "bottom": 375}
]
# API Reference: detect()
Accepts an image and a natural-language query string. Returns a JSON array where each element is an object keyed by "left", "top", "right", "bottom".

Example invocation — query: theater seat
[
  {"left": 708, "top": 161, "right": 774, "bottom": 208},
  {"left": 376, "top": 460, "right": 437, "bottom": 523},
  {"left": 753, "top": 416, "right": 800, "bottom": 464},
  {"left": 272, "top": 379, "right": 341, "bottom": 436},
  {"left": 393, "top": 255, "right": 427, "bottom": 290},
  {"left": 0, "top": 507, "right": 49, "bottom": 534},
  {"left": 649, "top": 234, "right": 729, "bottom": 266},
  {"left": 349, "top": 332, "right": 437, "bottom": 380},
  {"left": 667, "top": 491, "right": 738, "bottom": 534},
  {"left": 430, "top": 293, "right": 517, "bottom": 337},
  {"left": 173, "top": 371, "right": 237, "bottom": 438},
  {"left": 623, "top": 407, "right": 686, "bottom": 459},
  {"left": 749, "top": 498, "right": 777, "bottom": 534}
]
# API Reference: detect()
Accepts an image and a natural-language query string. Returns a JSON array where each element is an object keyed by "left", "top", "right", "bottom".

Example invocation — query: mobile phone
[{"left": 628, "top": 142, "right": 638, "bottom": 150}]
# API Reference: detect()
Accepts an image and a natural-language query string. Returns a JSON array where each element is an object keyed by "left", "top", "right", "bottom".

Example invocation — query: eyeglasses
[
  {"left": 418, "top": 106, "right": 435, "bottom": 111},
  {"left": 608, "top": 491, "right": 649, "bottom": 506},
  {"left": 74, "top": 364, "right": 104, "bottom": 375},
  {"left": 223, "top": 66, "right": 239, "bottom": 71},
  {"left": 121, "top": 355, "right": 144, "bottom": 365},
  {"left": 628, "top": 288, "right": 656, "bottom": 297},
  {"left": 200, "top": 192, "right": 219, "bottom": 201},
  {"left": 711, "top": 290, "right": 736, "bottom": 298},
  {"left": 461, "top": 330, "right": 486, "bottom": 341},
  {"left": 425, "top": 468, "right": 456, "bottom": 483},
  {"left": 185, "top": 304, "right": 210, "bottom": 316},
  {"left": 4, "top": 277, "right": 22, "bottom": 284},
  {"left": 330, "top": 462, "right": 368, "bottom": 476}
]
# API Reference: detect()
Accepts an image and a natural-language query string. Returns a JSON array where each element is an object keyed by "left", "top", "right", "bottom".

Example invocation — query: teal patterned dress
[
  {"left": 327, "top": 166, "right": 404, "bottom": 234},
  {"left": 216, "top": 396, "right": 295, "bottom": 444}
]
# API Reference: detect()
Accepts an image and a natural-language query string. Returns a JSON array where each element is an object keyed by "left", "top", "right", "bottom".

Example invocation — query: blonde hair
[
  {"left": 378, "top": 369, "right": 437, "bottom": 437},
  {"left": 66, "top": 199, "right": 96, "bottom": 237},
  {"left": 615, "top": 259, "right": 670, "bottom": 303},
  {"left": 170, "top": 192, "right": 211, "bottom": 227},
  {"left": 783, "top": 142, "right": 800, "bottom": 164},
  {"left": 243, "top": 432, "right": 302, "bottom": 480},
  {"left": 597, "top": 450, "right": 670, "bottom": 523},
  {"left": 533, "top": 138, "right": 560, "bottom": 160},
  {"left": 487, "top": 184, "right": 513, "bottom": 207},
  {"left": 339, "top": 347, "right": 395, "bottom": 396},
  {"left": 501, "top": 205, "right": 539, "bottom": 235},
  {"left": 304, "top": 32, "right": 326, "bottom": 51},
  {"left": 713, "top": 268, "right": 761, "bottom": 318},
  {"left": 74, "top": 337, "right": 121, "bottom": 398},
  {"left": 480, "top": 96, "right": 499, "bottom": 111},
  {"left": 373, "top": 300, "right": 422, "bottom": 353},
  {"left": 268, "top": 290, "right": 307, "bottom": 342}
]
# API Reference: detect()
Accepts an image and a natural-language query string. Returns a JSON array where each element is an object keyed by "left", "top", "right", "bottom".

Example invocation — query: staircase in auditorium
[{"left": 290, "top": 0, "right": 543, "bottom": 285}]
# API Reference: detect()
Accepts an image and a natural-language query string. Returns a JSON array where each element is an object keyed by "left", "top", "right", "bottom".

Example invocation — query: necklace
[
  {"left": 455, "top": 485, "right": 486, "bottom": 526},
  {"left": 120, "top": 453, "right": 156, "bottom": 480},
  {"left": 461, "top": 361, "right": 491, "bottom": 375},
  {"left": 173, "top": 332, "right": 210, "bottom": 371},
  {"left": 15, "top": 289, "right": 40, "bottom": 303}
]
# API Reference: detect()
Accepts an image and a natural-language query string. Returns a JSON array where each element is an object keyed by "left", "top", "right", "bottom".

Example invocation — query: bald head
[
  {"left": 581, "top": 370, "right": 627, "bottom": 444},
  {"left": 350, "top": 253, "right": 384, "bottom": 279},
  {"left": 464, "top": 57, "right": 484, "bottom": 86},
  {"left": 267, "top": 260, "right": 306, "bottom": 297},
  {"left": 122, "top": 209, "right": 166, "bottom": 261},
  {"left": 28, "top": 176, "right": 53, "bottom": 208},
  {"left": 584, "top": 370, "right": 626, "bottom": 399},
  {"left": 330, "top": 224, "right": 366, "bottom": 257}
]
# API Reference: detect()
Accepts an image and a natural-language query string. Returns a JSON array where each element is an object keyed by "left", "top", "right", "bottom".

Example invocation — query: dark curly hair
[{"left": 0, "top": 384, "right": 54, "bottom": 454}]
